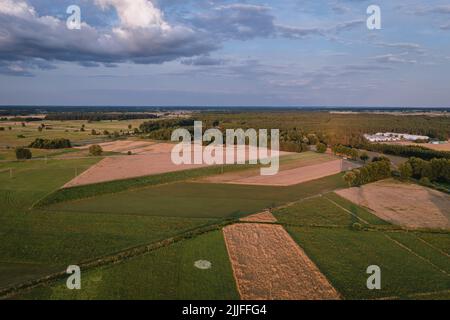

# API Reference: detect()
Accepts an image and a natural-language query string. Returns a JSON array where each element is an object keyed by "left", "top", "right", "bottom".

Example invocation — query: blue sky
[{"left": 0, "top": 0, "right": 449, "bottom": 107}]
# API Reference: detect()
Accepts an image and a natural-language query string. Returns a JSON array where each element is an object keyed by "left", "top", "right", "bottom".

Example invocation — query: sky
[{"left": 0, "top": 0, "right": 449, "bottom": 107}]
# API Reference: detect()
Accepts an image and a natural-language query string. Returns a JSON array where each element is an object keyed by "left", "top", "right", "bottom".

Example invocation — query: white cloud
[{"left": 94, "top": 0, "right": 169, "bottom": 30}]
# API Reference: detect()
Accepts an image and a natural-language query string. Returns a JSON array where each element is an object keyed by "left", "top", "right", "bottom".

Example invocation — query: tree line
[
  {"left": 399, "top": 157, "right": 450, "bottom": 184},
  {"left": 343, "top": 159, "right": 391, "bottom": 187},
  {"left": 46, "top": 112, "right": 159, "bottom": 121},
  {"left": 363, "top": 143, "right": 450, "bottom": 160},
  {"left": 28, "top": 138, "right": 72, "bottom": 149}
]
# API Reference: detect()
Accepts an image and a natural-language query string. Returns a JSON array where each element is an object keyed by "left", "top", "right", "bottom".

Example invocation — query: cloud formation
[
  {"left": 0, "top": 0, "right": 216, "bottom": 71},
  {"left": 0, "top": 1, "right": 366, "bottom": 76}
]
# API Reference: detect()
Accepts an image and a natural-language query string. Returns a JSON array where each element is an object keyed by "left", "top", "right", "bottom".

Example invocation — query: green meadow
[
  {"left": 274, "top": 193, "right": 450, "bottom": 299},
  {"left": 43, "top": 174, "right": 347, "bottom": 219},
  {"left": 19, "top": 231, "right": 239, "bottom": 300},
  {"left": 0, "top": 159, "right": 218, "bottom": 289},
  {"left": 287, "top": 227, "right": 450, "bottom": 299}
]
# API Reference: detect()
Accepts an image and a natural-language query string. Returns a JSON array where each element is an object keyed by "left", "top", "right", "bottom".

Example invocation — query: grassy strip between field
[
  {"left": 0, "top": 218, "right": 238, "bottom": 299},
  {"left": 33, "top": 163, "right": 255, "bottom": 208}
]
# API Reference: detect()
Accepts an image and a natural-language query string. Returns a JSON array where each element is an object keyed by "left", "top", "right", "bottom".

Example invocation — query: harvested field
[
  {"left": 240, "top": 211, "right": 277, "bottom": 223},
  {"left": 223, "top": 223, "right": 340, "bottom": 300},
  {"left": 64, "top": 142, "right": 288, "bottom": 188},
  {"left": 336, "top": 180, "right": 450, "bottom": 230},
  {"left": 204, "top": 159, "right": 360, "bottom": 186}
]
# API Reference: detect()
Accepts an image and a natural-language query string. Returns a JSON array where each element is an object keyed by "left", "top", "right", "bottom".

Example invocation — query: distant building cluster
[{"left": 364, "top": 132, "right": 430, "bottom": 143}]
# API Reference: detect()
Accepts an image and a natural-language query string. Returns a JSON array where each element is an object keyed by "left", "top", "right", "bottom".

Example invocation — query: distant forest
[
  {"left": 197, "top": 112, "right": 450, "bottom": 146},
  {"left": 45, "top": 112, "right": 159, "bottom": 121}
]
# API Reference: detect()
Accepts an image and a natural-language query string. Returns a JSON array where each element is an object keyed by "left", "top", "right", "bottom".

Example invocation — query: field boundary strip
[
  {"left": 384, "top": 234, "right": 450, "bottom": 277},
  {"left": 0, "top": 218, "right": 238, "bottom": 299},
  {"left": 374, "top": 289, "right": 450, "bottom": 300},
  {"left": 322, "top": 195, "right": 370, "bottom": 225},
  {"left": 412, "top": 234, "right": 450, "bottom": 258}
]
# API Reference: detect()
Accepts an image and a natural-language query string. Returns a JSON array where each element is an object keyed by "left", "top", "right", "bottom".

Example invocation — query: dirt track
[
  {"left": 223, "top": 223, "right": 340, "bottom": 300},
  {"left": 336, "top": 180, "right": 450, "bottom": 229}
]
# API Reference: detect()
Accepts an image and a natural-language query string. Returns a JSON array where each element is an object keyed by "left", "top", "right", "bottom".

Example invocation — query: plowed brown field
[
  {"left": 336, "top": 179, "right": 450, "bottom": 229},
  {"left": 223, "top": 223, "right": 340, "bottom": 300}
]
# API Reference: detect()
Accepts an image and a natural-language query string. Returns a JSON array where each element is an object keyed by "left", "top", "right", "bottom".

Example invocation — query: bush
[
  {"left": 127, "top": 151, "right": 132, "bottom": 155},
  {"left": 332, "top": 145, "right": 359, "bottom": 159},
  {"left": 360, "top": 152, "right": 369, "bottom": 163},
  {"left": 419, "top": 177, "right": 431, "bottom": 186},
  {"left": 89, "top": 145, "right": 103, "bottom": 156},
  {"left": 399, "top": 162, "right": 413, "bottom": 180},
  {"left": 15, "top": 147, "right": 32, "bottom": 160},
  {"left": 0, "top": 127, "right": 4, "bottom": 131},
  {"left": 316, "top": 143, "right": 327, "bottom": 153},
  {"left": 352, "top": 222, "right": 363, "bottom": 231},
  {"left": 372, "top": 156, "right": 390, "bottom": 163}
]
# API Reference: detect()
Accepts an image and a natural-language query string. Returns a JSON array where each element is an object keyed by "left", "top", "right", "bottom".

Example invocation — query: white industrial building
[{"left": 364, "top": 132, "right": 430, "bottom": 142}]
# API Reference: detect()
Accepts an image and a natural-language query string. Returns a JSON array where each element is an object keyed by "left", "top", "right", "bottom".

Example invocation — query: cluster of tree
[
  {"left": 89, "top": 145, "right": 103, "bottom": 156},
  {"left": 343, "top": 159, "right": 391, "bottom": 186},
  {"left": 45, "top": 113, "right": 159, "bottom": 121},
  {"left": 363, "top": 143, "right": 450, "bottom": 160},
  {"left": 399, "top": 157, "right": 450, "bottom": 183},
  {"left": 140, "top": 119, "right": 195, "bottom": 140},
  {"left": 28, "top": 138, "right": 72, "bottom": 149},
  {"left": 331, "top": 145, "right": 359, "bottom": 159},
  {"left": 279, "top": 141, "right": 309, "bottom": 153},
  {"left": 15, "top": 147, "right": 32, "bottom": 160}
]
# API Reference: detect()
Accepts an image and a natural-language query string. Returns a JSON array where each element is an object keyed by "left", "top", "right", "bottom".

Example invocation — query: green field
[
  {"left": 0, "top": 159, "right": 218, "bottom": 289},
  {"left": 18, "top": 231, "right": 239, "bottom": 300},
  {"left": 287, "top": 227, "right": 450, "bottom": 299},
  {"left": 0, "top": 119, "right": 154, "bottom": 161},
  {"left": 44, "top": 174, "right": 347, "bottom": 218},
  {"left": 1, "top": 128, "right": 449, "bottom": 300},
  {"left": 274, "top": 193, "right": 389, "bottom": 227},
  {"left": 273, "top": 192, "right": 450, "bottom": 299}
]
